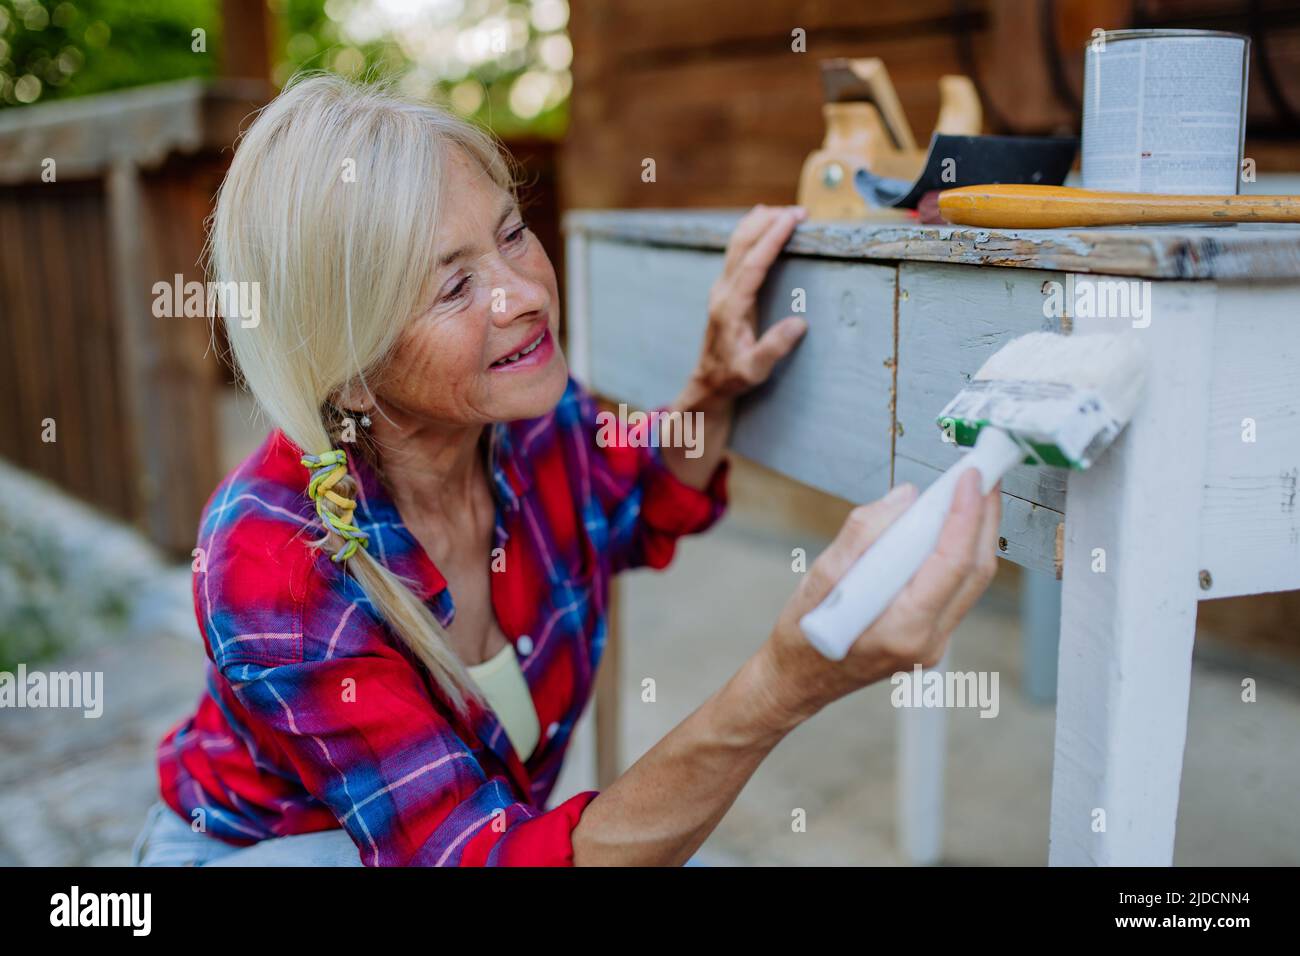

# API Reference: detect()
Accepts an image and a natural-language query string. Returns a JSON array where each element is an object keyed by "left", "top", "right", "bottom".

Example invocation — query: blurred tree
[
  {"left": 0, "top": 0, "right": 569, "bottom": 136},
  {"left": 0, "top": 1, "right": 219, "bottom": 105}
]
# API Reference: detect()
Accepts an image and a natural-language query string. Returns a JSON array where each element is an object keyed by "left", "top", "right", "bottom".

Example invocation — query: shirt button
[
  {"left": 516, "top": 635, "right": 534, "bottom": 656},
  {"left": 547, "top": 721, "right": 560, "bottom": 739}
]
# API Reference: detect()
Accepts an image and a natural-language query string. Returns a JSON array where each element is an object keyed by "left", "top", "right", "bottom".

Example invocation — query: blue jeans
[{"left": 131, "top": 801, "right": 363, "bottom": 867}]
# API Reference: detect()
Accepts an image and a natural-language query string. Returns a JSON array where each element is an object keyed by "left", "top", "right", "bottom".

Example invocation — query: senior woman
[{"left": 134, "top": 74, "right": 1000, "bottom": 867}]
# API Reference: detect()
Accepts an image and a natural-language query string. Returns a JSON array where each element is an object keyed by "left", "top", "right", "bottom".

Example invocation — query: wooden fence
[{"left": 0, "top": 79, "right": 268, "bottom": 556}]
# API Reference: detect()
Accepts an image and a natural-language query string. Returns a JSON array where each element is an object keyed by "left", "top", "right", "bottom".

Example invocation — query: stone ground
[
  {"left": 0, "top": 627, "right": 201, "bottom": 866},
  {"left": 3, "top": 468, "right": 1298, "bottom": 866}
]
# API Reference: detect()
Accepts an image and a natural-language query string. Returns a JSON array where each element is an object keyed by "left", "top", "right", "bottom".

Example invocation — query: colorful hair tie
[{"left": 301, "top": 448, "right": 369, "bottom": 562}]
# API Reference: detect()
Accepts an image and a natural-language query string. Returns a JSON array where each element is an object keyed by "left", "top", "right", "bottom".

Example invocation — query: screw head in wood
[{"left": 821, "top": 162, "right": 844, "bottom": 189}]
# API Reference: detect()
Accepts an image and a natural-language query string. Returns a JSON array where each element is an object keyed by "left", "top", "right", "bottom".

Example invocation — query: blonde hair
[{"left": 210, "top": 72, "right": 515, "bottom": 714}]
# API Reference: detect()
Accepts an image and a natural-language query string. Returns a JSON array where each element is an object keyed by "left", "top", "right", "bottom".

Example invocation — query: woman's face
[{"left": 369, "top": 148, "right": 568, "bottom": 430}]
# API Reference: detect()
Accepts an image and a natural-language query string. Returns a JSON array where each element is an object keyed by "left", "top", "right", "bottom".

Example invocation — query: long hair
[{"left": 209, "top": 72, "right": 515, "bottom": 714}]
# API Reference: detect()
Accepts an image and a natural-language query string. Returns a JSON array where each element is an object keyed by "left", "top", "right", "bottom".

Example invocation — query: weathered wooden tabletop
[{"left": 567, "top": 209, "right": 1300, "bottom": 281}]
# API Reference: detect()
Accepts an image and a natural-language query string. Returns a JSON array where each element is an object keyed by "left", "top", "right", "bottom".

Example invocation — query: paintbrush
[{"left": 800, "top": 331, "right": 1147, "bottom": 661}]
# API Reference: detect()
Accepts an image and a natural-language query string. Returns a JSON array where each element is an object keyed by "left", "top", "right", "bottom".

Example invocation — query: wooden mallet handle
[{"left": 939, "top": 184, "right": 1300, "bottom": 228}]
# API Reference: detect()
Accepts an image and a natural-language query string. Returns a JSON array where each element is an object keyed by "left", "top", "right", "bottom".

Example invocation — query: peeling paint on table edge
[{"left": 563, "top": 209, "right": 1300, "bottom": 282}]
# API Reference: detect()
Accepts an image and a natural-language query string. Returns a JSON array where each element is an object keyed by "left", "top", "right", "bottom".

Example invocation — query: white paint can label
[{"left": 1082, "top": 30, "right": 1249, "bottom": 195}]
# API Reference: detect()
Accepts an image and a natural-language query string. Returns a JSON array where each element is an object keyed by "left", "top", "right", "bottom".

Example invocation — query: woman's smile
[{"left": 488, "top": 324, "right": 555, "bottom": 372}]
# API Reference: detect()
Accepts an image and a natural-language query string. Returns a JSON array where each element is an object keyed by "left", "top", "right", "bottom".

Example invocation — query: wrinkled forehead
[{"left": 430, "top": 146, "right": 518, "bottom": 264}]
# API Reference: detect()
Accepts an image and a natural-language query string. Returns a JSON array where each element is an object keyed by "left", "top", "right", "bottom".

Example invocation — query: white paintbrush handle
[{"left": 800, "top": 427, "right": 1023, "bottom": 661}]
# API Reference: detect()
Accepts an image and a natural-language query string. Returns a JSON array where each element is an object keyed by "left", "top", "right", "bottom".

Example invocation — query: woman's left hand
[
  {"left": 681, "top": 204, "right": 810, "bottom": 410},
  {"left": 661, "top": 204, "right": 808, "bottom": 490}
]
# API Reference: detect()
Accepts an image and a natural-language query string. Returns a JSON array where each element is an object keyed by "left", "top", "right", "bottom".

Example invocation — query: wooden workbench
[{"left": 564, "top": 209, "right": 1300, "bottom": 866}]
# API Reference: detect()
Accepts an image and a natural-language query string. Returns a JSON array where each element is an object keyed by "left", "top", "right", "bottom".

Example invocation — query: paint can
[{"left": 1082, "top": 29, "right": 1250, "bottom": 195}]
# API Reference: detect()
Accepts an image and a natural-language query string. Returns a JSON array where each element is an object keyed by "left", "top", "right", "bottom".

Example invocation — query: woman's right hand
[
  {"left": 570, "top": 469, "right": 1000, "bottom": 866},
  {"left": 755, "top": 469, "right": 1002, "bottom": 729}
]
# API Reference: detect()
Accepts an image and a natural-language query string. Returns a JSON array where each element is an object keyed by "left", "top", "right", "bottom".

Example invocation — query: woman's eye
[
  {"left": 442, "top": 274, "right": 471, "bottom": 302},
  {"left": 503, "top": 222, "right": 528, "bottom": 245}
]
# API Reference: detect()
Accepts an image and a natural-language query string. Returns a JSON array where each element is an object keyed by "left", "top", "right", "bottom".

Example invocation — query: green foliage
[
  {"left": 0, "top": 0, "right": 569, "bottom": 136},
  {"left": 0, "top": 0, "right": 219, "bottom": 106},
  {"left": 0, "top": 507, "right": 135, "bottom": 672}
]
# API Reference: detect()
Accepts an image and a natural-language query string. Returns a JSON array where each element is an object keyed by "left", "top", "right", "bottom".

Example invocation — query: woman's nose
[{"left": 488, "top": 269, "right": 550, "bottom": 327}]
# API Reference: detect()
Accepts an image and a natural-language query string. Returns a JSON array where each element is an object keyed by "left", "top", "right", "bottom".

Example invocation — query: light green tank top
[{"left": 466, "top": 643, "right": 540, "bottom": 762}]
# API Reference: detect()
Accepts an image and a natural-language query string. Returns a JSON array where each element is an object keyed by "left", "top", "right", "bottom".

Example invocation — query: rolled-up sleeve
[
  {"left": 222, "top": 649, "right": 597, "bottom": 866},
  {"left": 577, "top": 384, "right": 729, "bottom": 572}
]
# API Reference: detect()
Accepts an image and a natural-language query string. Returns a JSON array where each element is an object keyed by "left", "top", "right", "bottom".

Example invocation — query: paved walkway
[
  {"left": 0, "top": 627, "right": 203, "bottom": 866},
  {"left": 0, "top": 462, "right": 203, "bottom": 866}
]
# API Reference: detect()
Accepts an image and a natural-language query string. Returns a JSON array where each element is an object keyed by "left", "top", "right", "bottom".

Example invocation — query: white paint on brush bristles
[
  {"left": 973, "top": 331, "right": 1148, "bottom": 424},
  {"left": 940, "top": 332, "right": 1148, "bottom": 469}
]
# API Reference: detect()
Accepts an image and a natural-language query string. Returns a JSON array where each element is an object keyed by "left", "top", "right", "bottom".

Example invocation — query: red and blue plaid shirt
[{"left": 158, "top": 376, "right": 727, "bottom": 866}]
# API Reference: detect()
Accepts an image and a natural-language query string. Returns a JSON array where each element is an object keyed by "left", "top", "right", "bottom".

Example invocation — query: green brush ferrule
[{"left": 935, "top": 416, "right": 1079, "bottom": 469}]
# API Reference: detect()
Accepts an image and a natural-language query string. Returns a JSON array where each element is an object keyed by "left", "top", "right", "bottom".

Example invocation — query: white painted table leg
[
  {"left": 1048, "top": 286, "right": 1216, "bottom": 866},
  {"left": 897, "top": 652, "right": 948, "bottom": 864},
  {"left": 1021, "top": 568, "right": 1061, "bottom": 705}
]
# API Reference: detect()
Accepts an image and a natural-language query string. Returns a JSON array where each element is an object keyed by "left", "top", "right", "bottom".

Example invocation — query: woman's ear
[{"left": 333, "top": 378, "right": 375, "bottom": 418}]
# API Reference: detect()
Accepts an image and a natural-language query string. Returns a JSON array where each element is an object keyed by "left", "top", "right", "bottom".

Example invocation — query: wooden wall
[{"left": 562, "top": 0, "right": 1300, "bottom": 211}]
